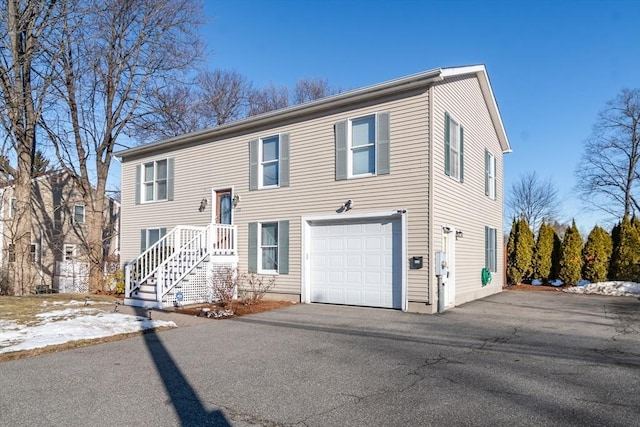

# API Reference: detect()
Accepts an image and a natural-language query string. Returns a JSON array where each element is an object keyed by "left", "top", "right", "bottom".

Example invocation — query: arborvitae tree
[
  {"left": 533, "top": 221, "right": 555, "bottom": 282},
  {"left": 582, "top": 225, "right": 613, "bottom": 282},
  {"left": 558, "top": 220, "right": 583, "bottom": 285},
  {"left": 551, "top": 230, "right": 563, "bottom": 280},
  {"left": 507, "top": 217, "right": 535, "bottom": 284},
  {"left": 506, "top": 218, "right": 517, "bottom": 284},
  {"left": 609, "top": 215, "right": 640, "bottom": 280}
]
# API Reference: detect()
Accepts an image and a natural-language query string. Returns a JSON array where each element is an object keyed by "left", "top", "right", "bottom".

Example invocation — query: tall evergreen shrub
[
  {"left": 609, "top": 215, "right": 640, "bottom": 280},
  {"left": 507, "top": 217, "right": 535, "bottom": 284},
  {"left": 533, "top": 221, "right": 555, "bottom": 282},
  {"left": 558, "top": 220, "right": 583, "bottom": 286},
  {"left": 582, "top": 225, "right": 613, "bottom": 283}
]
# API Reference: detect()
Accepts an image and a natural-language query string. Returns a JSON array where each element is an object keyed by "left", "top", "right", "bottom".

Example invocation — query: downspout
[{"left": 428, "top": 85, "right": 436, "bottom": 312}]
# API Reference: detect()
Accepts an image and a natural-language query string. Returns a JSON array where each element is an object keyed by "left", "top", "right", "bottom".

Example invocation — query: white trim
[
  {"left": 301, "top": 209, "right": 408, "bottom": 311},
  {"left": 141, "top": 158, "right": 169, "bottom": 203},
  {"left": 210, "top": 186, "right": 235, "bottom": 225},
  {"left": 73, "top": 204, "right": 86, "bottom": 224},
  {"left": 258, "top": 134, "right": 281, "bottom": 189},
  {"left": 257, "top": 221, "right": 279, "bottom": 275},
  {"left": 441, "top": 225, "right": 456, "bottom": 309},
  {"left": 348, "top": 114, "right": 377, "bottom": 178},
  {"left": 447, "top": 113, "right": 463, "bottom": 182}
]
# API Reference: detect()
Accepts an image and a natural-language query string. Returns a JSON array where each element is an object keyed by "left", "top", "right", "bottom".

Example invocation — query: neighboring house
[
  {"left": 117, "top": 64, "right": 510, "bottom": 313},
  {"left": 0, "top": 171, "right": 120, "bottom": 293}
]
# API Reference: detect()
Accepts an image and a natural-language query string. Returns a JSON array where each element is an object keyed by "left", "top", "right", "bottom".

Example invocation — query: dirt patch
[
  {"left": 175, "top": 299, "right": 296, "bottom": 318},
  {"left": 504, "top": 284, "right": 564, "bottom": 292}
]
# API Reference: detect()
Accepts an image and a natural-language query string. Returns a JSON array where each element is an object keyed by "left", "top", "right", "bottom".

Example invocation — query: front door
[
  {"left": 215, "top": 189, "right": 232, "bottom": 225},
  {"left": 442, "top": 228, "right": 456, "bottom": 308}
]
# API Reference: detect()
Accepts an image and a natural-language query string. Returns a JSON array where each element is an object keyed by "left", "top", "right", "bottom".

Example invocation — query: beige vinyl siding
[
  {"left": 431, "top": 75, "right": 505, "bottom": 305},
  {"left": 121, "top": 87, "right": 432, "bottom": 300}
]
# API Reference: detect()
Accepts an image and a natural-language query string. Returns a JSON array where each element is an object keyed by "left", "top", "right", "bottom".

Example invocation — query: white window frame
[
  {"left": 30, "top": 243, "right": 38, "bottom": 263},
  {"left": 63, "top": 244, "right": 77, "bottom": 262},
  {"left": 9, "top": 197, "right": 16, "bottom": 218},
  {"left": 73, "top": 204, "right": 85, "bottom": 224},
  {"left": 348, "top": 114, "right": 377, "bottom": 178},
  {"left": 259, "top": 135, "right": 280, "bottom": 188},
  {"left": 449, "top": 116, "right": 462, "bottom": 181},
  {"left": 487, "top": 151, "right": 496, "bottom": 200},
  {"left": 258, "top": 222, "right": 279, "bottom": 274},
  {"left": 142, "top": 159, "right": 168, "bottom": 202},
  {"left": 486, "top": 227, "right": 497, "bottom": 273},
  {"left": 145, "top": 228, "right": 163, "bottom": 249}
]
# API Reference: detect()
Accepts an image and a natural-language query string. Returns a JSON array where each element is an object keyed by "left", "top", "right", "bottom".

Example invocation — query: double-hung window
[
  {"left": 63, "top": 244, "right": 76, "bottom": 262},
  {"left": 73, "top": 204, "right": 85, "bottom": 224},
  {"left": 248, "top": 221, "right": 289, "bottom": 274},
  {"left": 485, "top": 150, "right": 496, "bottom": 200},
  {"left": 9, "top": 197, "right": 16, "bottom": 218},
  {"left": 30, "top": 243, "right": 38, "bottom": 263},
  {"left": 444, "top": 112, "right": 464, "bottom": 182},
  {"left": 249, "top": 134, "right": 290, "bottom": 190},
  {"left": 135, "top": 158, "right": 173, "bottom": 204},
  {"left": 260, "top": 222, "right": 278, "bottom": 273},
  {"left": 261, "top": 136, "right": 280, "bottom": 187},
  {"left": 350, "top": 115, "right": 376, "bottom": 176},
  {"left": 485, "top": 226, "right": 497, "bottom": 272},
  {"left": 335, "top": 112, "right": 390, "bottom": 180}
]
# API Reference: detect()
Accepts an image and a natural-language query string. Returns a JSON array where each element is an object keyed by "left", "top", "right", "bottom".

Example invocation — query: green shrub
[
  {"left": 558, "top": 220, "right": 583, "bottom": 286},
  {"left": 582, "top": 225, "right": 612, "bottom": 282},
  {"left": 506, "top": 217, "right": 535, "bottom": 284},
  {"left": 533, "top": 221, "right": 555, "bottom": 282},
  {"left": 609, "top": 215, "right": 640, "bottom": 281}
]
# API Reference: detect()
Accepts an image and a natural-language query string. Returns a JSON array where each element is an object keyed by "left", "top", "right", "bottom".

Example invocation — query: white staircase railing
[{"left": 125, "top": 224, "right": 237, "bottom": 300}]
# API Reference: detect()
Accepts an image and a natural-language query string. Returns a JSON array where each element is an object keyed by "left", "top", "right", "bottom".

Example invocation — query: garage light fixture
[
  {"left": 456, "top": 230, "right": 463, "bottom": 239},
  {"left": 337, "top": 199, "right": 353, "bottom": 213}
]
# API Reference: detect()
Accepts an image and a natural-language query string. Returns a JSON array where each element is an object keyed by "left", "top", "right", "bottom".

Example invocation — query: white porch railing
[{"left": 125, "top": 224, "right": 237, "bottom": 302}]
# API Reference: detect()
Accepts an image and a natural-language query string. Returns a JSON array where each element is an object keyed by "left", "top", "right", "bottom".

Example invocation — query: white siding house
[{"left": 116, "top": 64, "right": 510, "bottom": 313}]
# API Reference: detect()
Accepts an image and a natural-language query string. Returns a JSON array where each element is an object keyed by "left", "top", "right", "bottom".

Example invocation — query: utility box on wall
[{"left": 410, "top": 256, "right": 423, "bottom": 269}]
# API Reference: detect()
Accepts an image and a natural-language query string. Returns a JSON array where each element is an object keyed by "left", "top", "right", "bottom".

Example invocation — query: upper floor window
[
  {"left": 135, "top": 158, "right": 174, "bottom": 204},
  {"left": 9, "top": 197, "right": 16, "bottom": 218},
  {"left": 335, "top": 112, "right": 390, "bottom": 180},
  {"left": 8, "top": 243, "right": 15, "bottom": 262},
  {"left": 30, "top": 243, "right": 38, "bottom": 263},
  {"left": 350, "top": 115, "right": 376, "bottom": 176},
  {"left": 249, "top": 135, "right": 290, "bottom": 190},
  {"left": 485, "top": 150, "right": 496, "bottom": 200},
  {"left": 144, "top": 160, "right": 167, "bottom": 201},
  {"left": 261, "top": 135, "right": 280, "bottom": 187},
  {"left": 63, "top": 244, "right": 76, "bottom": 261},
  {"left": 73, "top": 204, "right": 85, "bottom": 224},
  {"left": 444, "top": 112, "right": 464, "bottom": 182}
]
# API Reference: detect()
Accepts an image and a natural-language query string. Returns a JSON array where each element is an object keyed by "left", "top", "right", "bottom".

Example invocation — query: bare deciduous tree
[
  {"left": 293, "top": 77, "right": 338, "bottom": 104},
  {"left": 576, "top": 88, "right": 640, "bottom": 218},
  {"left": 197, "top": 69, "right": 252, "bottom": 126},
  {"left": 0, "top": 0, "right": 60, "bottom": 295},
  {"left": 247, "top": 83, "right": 289, "bottom": 116},
  {"left": 506, "top": 171, "right": 560, "bottom": 233},
  {"left": 42, "top": 0, "right": 203, "bottom": 290}
]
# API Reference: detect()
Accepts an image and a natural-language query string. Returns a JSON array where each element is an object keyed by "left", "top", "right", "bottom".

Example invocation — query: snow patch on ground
[
  {"left": 0, "top": 311, "right": 176, "bottom": 354},
  {"left": 563, "top": 281, "right": 640, "bottom": 297}
]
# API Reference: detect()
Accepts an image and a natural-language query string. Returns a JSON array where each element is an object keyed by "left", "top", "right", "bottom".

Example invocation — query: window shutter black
[
  {"left": 278, "top": 220, "right": 289, "bottom": 274},
  {"left": 444, "top": 113, "right": 450, "bottom": 176},
  {"left": 167, "top": 158, "right": 174, "bottom": 201},
  {"left": 335, "top": 120, "right": 348, "bottom": 180},
  {"left": 280, "top": 134, "right": 290, "bottom": 187},
  {"left": 377, "top": 112, "right": 390, "bottom": 175},
  {"left": 135, "top": 165, "right": 141, "bottom": 204},
  {"left": 249, "top": 139, "right": 259, "bottom": 190},
  {"left": 248, "top": 222, "right": 258, "bottom": 273}
]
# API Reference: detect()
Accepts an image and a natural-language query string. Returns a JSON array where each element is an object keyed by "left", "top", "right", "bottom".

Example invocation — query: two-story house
[
  {"left": 0, "top": 171, "right": 120, "bottom": 294},
  {"left": 117, "top": 64, "right": 510, "bottom": 313}
]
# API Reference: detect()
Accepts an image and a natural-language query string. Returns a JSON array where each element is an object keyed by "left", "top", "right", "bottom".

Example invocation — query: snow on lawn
[
  {"left": 0, "top": 308, "right": 176, "bottom": 354},
  {"left": 563, "top": 281, "right": 640, "bottom": 297}
]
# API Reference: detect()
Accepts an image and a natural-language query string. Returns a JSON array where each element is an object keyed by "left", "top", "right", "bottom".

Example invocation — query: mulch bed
[{"left": 174, "top": 300, "right": 296, "bottom": 319}]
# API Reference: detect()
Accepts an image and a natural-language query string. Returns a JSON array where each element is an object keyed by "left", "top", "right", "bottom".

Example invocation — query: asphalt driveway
[{"left": 1, "top": 291, "right": 638, "bottom": 426}]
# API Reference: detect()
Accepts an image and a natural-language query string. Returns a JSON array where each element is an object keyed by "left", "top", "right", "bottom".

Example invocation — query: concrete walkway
[{"left": 1, "top": 291, "right": 638, "bottom": 426}]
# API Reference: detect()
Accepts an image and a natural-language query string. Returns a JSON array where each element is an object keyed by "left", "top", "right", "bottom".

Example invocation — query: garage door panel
[{"left": 310, "top": 218, "right": 402, "bottom": 309}]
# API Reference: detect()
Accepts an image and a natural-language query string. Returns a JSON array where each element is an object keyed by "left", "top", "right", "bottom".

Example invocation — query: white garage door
[{"left": 310, "top": 217, "right": 402, "bottom": 309}]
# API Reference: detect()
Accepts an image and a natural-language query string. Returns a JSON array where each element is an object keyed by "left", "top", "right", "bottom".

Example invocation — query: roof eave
[{"left": 116, "top": 69, "right": 445, "bottom": 159}]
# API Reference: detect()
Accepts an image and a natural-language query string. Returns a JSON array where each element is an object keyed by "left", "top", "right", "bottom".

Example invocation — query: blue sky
[{"left": 200, "top": 0, "right": 640, "bottom": 232}]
